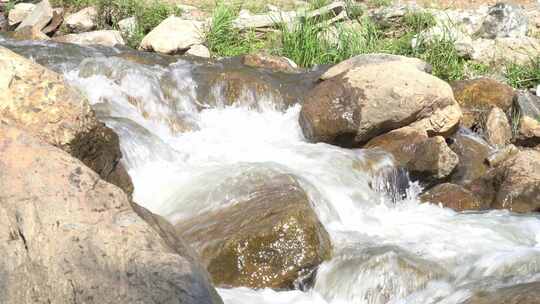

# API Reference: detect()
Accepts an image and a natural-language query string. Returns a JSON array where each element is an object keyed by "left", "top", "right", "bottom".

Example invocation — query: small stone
[{"left": 185, "top": 44, "right": 210, "bottom": 58}]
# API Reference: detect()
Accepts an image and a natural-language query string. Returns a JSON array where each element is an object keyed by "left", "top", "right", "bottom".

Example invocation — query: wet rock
[
  {"left": 364, "top": 126, "right": 428, "bottom": 167},
  {"left": 408, "top": 136, "right": 459, "bottom": 182},
  {"left": 0, "top": 46, "right": 132, "bottom": 196},
  {"left": 242, "top": 53, "right": 299, "bottom": 73},
  {"left": 42, "top": 8, "right": 64, "bottom": 35},
  {"left": 477, "top": 3, "right": 528, "bottom": 39},
  {"left": 464, "top": 281, "right": 540, "bottom": 304},
  {"left": 449, "top": 131, "right": 492, "bottom": 185},
  {"left": 320, "top": 53, "right": 431, "bottom": 80},
  {"left": 485, "top": 106, "right": 512, "bottom": 147},
  {"left": 0, "top": 125, "right": 223, "bottom": 304},
  {"left": 315, "top": 246, "right": 449, "bottom": 304},
  {"left": 15, "top": 0, "right": 52, "bottom": 32},
  {"left": 175, "top": 171, "right": 332, "bottom": 289},
  {"left": 186, "top": 44, "right": 210, "bottom": 58},
  {"left": 53, "top": 30, "right": 125, "bottom": 47},
  {"left": 139, "top": 17, "right": 204, "bottom": 54},
  {"left": 468, "top": 149, "right": 540, "bottom": 213},
  {"left": 420, "top": 183, "right": 485, "bottom": 211},
  {"left": 512, "top": 91, "right": 540, "bottom": 147},
  {"left": 7, "top": 3, "right": 35, "bottom": 26},
  {"left": 300, "top": 60, "right": 460, "bottom": 147},
  {"left": 64, "top": 6, "right": 97, "bottom": 33},
  {"left": 451, "top": 78, "right": 514, "bottom": 129}
]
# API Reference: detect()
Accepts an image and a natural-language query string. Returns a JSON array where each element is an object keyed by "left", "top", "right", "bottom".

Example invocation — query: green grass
[
  {"left": 206, "top": 2, "right": 265, "bottom": 57},
  {"left": 504, "top": 57, "right": 540, "bottom": 89},
  {"left": 367, "top": 0, "right": 392, "bottom": 7}
]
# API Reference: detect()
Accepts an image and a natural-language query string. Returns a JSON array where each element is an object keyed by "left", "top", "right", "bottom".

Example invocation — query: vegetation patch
[{"left": 504, "top": 57, "right": 540, "bottom": 89}]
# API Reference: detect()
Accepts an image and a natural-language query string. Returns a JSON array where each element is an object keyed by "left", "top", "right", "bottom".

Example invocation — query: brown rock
[
  {"left": 420, "top": 183, "right": 486, "bottom": 211},
  {"left": 0, "top": 46, "right": 132, "bottom": 196},
  {"left": 300, "top": 60, "right": 461, "bottom": 147},
  {"left": 242, "top": 53, "right": 299, "bottom": 73},
  {"left": 485, "top": 106, "right": 512, "bottom": 147},
  {"left": 468, "top": 149, "right": 540, "bottom": 213},
  {"left": 449, "top": 131, "right": 492, "bottom": 185},
  {"left": 0, "top": 125, "right": 223, "bottom": 304},
  {"left": 464, "top": 282, "right": 540, "bottom": 304},
  {"left": 512, "top": 91, "right": 540, "bottom": 147},
  {"left": 408, "top": 136, "right": 459, "bottom": 181},
  {"left": 451, "top": 78, "right": 514, "bottom": 129},
  {"left": 364, "top": 126, "right": 429, "bottom": 167},
  {"left": 175, "top": 172, "right": 332, "bottom": 289}
]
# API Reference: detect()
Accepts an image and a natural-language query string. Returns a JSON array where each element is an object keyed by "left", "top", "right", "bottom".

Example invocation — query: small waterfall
[{"left": 3, "top": 37, "right": 540, "bottom": 304}]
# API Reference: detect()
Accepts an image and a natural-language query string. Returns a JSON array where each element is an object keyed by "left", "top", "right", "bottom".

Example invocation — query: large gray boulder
[
  {"left": 0, "top": 125, "right": 223, "bottom": 304},
  {"left": 300, "top": 57, "right": 461, "bottom": 147}
]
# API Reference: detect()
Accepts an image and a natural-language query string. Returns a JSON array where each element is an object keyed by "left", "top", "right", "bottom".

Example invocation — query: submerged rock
[
  {"left": 464, "top": 281, "right": 540, "bottom": 304},
  {"left": 175, "top": 170, "right": 332, "bottom": 289},
  {"left": 0, "top": 46, "right": 132, "bottom": 196},
  {"left": 468, "top": 149, "right": 540, "bottom": 213},
  {"left": 315, "top": 246, "right": 449, "bottom": 304},
  {"left": 0, "top": 125, "right": 223, "bottom": 304},
  {"left": 300, "top": 58, "right": 460, "bottom": 147},
  {"left": 451, "top": 78, "right": 514, "bottom": 129},
  {"left": 420, "top": 183, "right": 485, "bottom": 211},
  {"left": 53, "top": 30, "right": 125, "bottom": 47},
  {"left": 64, "top": 6, "right": 97, "bottom": 33},
  {"left": 139, "top": 17, "right": 204, "bottom": 54}
]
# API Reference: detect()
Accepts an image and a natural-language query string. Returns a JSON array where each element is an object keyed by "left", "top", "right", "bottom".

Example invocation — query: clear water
[{"left": 3, "top": 38, "right": 540, "bottom": 304}]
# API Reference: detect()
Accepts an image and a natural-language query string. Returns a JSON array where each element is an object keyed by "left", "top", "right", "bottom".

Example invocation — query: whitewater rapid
[{"left": 3, "top": 38, "right": 539, "bottom": 304}]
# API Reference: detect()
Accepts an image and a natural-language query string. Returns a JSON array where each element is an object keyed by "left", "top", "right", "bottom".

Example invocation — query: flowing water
[{"left": 3, "top": 36, "right": 540, "bottom": 304}]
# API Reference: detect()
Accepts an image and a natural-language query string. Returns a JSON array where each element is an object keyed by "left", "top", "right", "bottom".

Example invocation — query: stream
[{"left": 3, "top": 36, "right": 540, "bottom": 304}]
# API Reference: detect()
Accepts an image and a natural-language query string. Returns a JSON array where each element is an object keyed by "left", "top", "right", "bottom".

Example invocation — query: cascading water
[{"left": 3, "top": 36, "right": 540, "bottom": 304}]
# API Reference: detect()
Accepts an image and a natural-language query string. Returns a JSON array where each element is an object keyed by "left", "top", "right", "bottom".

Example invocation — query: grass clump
[
  {"left": 504, "top": 57, "right": 540, "bottom": 89},
  {"left": 206, "top": 2, "right": 265, "bottom": 57}
]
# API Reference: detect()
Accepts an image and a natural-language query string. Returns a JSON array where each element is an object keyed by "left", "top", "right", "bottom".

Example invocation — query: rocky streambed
[{"left": 1, "top": 34, "right": 540, "bottom": 304}]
